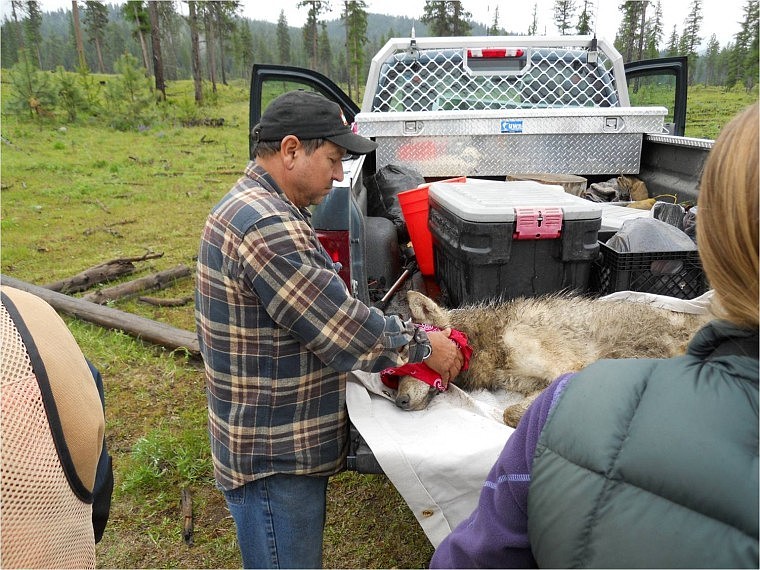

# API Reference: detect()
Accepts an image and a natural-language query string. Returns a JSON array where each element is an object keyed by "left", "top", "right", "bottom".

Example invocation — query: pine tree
[
  {"left": 200, "top": 4, "right": 218, "bottom": 93},
  {"left": 666, "top": 24, "right": 679, "bottom": 56},
  {"left": 299, "top": 0, "right": 328, "bottom": 70},
  {"left": 716, "top": 42, "right": 736, "bottom": 87},
  {"left": 703, "top": 34, "right": 720, "bottom": 85},
  {"left": 334, "top": 49, "right": 349, "bottom": 86},
  {"left": 553, "top": 0, "right": 576, "bottom": 35},
  {"left": 234, "top": 22, "right": 255, "bottom": 79},
  {"left": 1, "top": 15, "right": 21, "bottom": 68},
  {"left": 318, "top": 22, "right": 332, "bottom": 76},
  {"left": 450, "top": 1, "right": 472, "bottom": 35},
  {"left": 421, "top": 1, "right": 472, "bottom": 36},
  {"left": 155, "top": 2, "right": 183, "bottom": 80},
  {"left": 528, "top": 3, "right": 539, "bottom": 35},
  {"left": 147, "top": 1, "right": 165, "bottom": 99},
  {"left": 188, "top": 0, "right": 203, "bottom": 103},
  {"left": 576, "top": 0, "right": 593, "bottom": 35},
  {"left": 615, "top": 2, "right": 641, "bottom": 61},
  {"left": 276, "top": 10, "right": 291, "bottom": 65},
  {"left": 741, "top": 0, "right": 759, "bottom": 90},
  {"left": 681, "top": 0, "right": 703, "bottom": 83},
  {"left": 344, "top": 0, "right": 368, "bottom": 101},
  {"left": 24, "top": 1, "right": 43, "bottom": 67},
  {"left": 488, "top": 5, "right": 500, "bottom": 36},
  {"left": 7, "top": 49, "right": 57, "bottom": 118},
  {"left": 123, "top": 1, "right": 150, "bottom": 69},
  {"left": 728, "top": 0, "right": 759, "bottom": 90},
  {"left": 682, "top": 0, "right": 703, "bottom": 54},
  {"left": 83, "top": 1, "right": 108, "bottom": 73},
  {"left": 644, "top": 1, "right": 663, "bottom": 59},
  {"left": 10, "top": 1, "right": 26, "bottom": 56},
  {"left": 213, "top": 2, "right": 240, "bottom": 86},
  {"left": 71, "top": 0, "right": 88, "bottom": 70},
  {"left": 634, "top": 1, "right": 649, "bottom": 61}
]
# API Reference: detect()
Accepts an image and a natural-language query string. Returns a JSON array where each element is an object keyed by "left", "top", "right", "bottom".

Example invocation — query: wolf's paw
[{"left": 502, "top": 404, "right": 525, "bottom": 428}]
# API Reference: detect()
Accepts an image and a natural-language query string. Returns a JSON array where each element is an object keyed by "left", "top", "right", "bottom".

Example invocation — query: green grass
[
  {"left": 1, "top": 75, "right": 434, "bottom": 569},
  {"left": 628, "top": 81, "right": 758, "bottom": 139},
  {"left": 2, "top": 71, "right": 756, "bottom": 568}
]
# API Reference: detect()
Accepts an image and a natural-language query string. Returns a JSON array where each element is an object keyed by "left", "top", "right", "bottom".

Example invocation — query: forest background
[
  {"left": 2, "top": 0, "right": 759, "bottom": 114},
  {"left": 1, "top": 1, "right": 759, "bottom": 568}
]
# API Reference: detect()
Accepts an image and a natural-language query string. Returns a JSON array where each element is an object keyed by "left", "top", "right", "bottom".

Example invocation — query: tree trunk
[
  {"left": 637, "top": 1, "right": 649, "bottom": 61},
  {"left": 71, "top": 0, "right": 87, "bottom": 70},
  {"left": 188, "top": 1, "right": 203, "bottom": 104},
  {"left": 162, "top": 8, "right": 180, "bottom": 80},
  {"left": 81, "top": 264, "right": 191, "bottom": 305},
  {"left": 204, "top": 9, "right": 218, "bottom": 93},
  {"left": 42, "top": 253, "right": 164, "bottom": 294},
  {"left": 94, "top": 37, "right": 105, "bottom": 73},
  {"left": 1, "top": 274, "right": 200, "bottom": 356},
  {"left": 148, "top": 1, "right": 166, "bottom": 100},
  {"left": 218, "top": 23, "right": 227, "bottom": 85},
  {"left": 11, "top": 1, "right": 25, "bottom": 52},
  {"left": 133, "top": 3, "right": 151, "bottom": 70}
]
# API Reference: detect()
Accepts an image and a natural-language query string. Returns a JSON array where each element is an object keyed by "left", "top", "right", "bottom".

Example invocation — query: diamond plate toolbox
[{"left": 355, "top": 107, "right": 666, "bottom": 177}]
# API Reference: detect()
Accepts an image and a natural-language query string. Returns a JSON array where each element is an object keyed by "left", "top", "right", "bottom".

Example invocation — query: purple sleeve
[{"left": 430, "top": 374, "right": 574, "bottom": 569}]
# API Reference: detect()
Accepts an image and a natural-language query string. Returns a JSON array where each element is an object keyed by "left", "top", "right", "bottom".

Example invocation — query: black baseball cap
[{"left": 252, "top": 91, "right": 377, "bottom": 155}]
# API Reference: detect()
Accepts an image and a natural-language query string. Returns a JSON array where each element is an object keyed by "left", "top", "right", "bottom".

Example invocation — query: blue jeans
[{"left": 223, "top": 474, "right": 329, "bottom": 569}]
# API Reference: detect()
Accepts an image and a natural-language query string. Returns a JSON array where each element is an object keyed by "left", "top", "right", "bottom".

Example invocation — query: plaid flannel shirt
[{"left": 195, "top": 162, "right": 421, "bottom": 490}]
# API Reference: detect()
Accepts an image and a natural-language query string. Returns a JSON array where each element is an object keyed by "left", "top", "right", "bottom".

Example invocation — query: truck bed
[{"left": 346, "top": 290, "right": 714, "bottom": 547}]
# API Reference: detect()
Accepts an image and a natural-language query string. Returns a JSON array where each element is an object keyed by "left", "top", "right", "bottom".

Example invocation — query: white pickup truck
[{"left": 249, "top": 35, "right": 713, "bottom": 473}]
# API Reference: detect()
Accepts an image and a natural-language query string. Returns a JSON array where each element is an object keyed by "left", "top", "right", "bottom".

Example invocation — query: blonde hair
[{"left": 697, "top": 103, "right": 759, "bottom": 329}]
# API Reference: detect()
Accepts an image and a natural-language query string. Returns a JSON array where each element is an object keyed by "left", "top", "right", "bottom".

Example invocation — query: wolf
[{"left": 396, "top": 290, "right": 711, "bottom": 427}]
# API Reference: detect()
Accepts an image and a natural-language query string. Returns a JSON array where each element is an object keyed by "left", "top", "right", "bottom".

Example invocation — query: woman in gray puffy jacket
[{"left": 431, "top": 104, "right": 759, "bottom": 569}]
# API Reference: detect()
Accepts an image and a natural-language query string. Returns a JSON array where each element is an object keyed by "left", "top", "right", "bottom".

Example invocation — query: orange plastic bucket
[{"left": 397, "top": 177, "right": 466, "bottom": 276}]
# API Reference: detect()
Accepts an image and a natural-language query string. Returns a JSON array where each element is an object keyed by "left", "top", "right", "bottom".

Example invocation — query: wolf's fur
[{"left": 397, "top": 291, "right": 711, "bottom": 426}]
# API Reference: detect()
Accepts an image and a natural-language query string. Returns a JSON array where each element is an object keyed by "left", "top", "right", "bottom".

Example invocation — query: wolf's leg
[{"left": 502, "top": 391, "right": 542, "bottom": 427}]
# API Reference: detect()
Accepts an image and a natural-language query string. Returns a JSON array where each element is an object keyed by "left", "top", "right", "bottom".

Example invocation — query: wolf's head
[{"left": 393, "top": 291, "right": 453, "bottom": 411}]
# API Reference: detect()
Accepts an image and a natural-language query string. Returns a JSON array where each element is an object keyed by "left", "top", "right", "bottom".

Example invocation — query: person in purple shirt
[{"left": 430, "top": 374, "right": 573, "bottom": 569}]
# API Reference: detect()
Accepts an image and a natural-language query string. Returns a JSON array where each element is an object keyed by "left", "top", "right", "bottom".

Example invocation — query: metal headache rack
[
  {"left": 364, "top": 36, "right": 625, "bottom": 113},
  {"left": 357, "top": 36, "right": 667, "bottom": 177}
]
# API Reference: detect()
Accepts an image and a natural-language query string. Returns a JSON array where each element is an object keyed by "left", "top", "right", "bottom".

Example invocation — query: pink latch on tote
[{"left": 513, "top": 207, "right": 563, "bottom": 239}]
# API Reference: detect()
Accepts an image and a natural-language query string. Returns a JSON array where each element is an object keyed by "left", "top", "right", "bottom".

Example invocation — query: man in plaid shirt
[{"left": 195, "top": 91, "right": 463, "bottom": 569}]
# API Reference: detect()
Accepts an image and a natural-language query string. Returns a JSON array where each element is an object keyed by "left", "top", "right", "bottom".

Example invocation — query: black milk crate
[{"left": 592, "top": 242, "right": 708, "bottom": 299}]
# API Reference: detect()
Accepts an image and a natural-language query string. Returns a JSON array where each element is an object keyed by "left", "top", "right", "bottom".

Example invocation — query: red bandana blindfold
[{"left": 380, "top": 324, "right": 472, "bottom": 392}]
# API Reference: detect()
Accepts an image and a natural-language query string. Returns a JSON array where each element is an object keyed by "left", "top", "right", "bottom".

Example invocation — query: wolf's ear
[{"left": 407, "top": 291, "right": 450, "bottom": 327}]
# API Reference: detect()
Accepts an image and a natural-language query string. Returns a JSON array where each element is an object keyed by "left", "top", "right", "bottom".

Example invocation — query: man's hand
[{"left": 424, "top": 328, "right": 464, "bottom": 386}]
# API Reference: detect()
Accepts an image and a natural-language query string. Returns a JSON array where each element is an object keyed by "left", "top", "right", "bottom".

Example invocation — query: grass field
[{"left": 1, "top": 73, "right": 757, "bottom": 569}]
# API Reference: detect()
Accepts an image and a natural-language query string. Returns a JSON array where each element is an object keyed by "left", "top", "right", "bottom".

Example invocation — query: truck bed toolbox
[{"left": 357, "top": 107, "right": 666, "bottom": 178}]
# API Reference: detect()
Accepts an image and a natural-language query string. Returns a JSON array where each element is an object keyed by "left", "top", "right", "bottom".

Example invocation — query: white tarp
[
  {"left": 346, "top": 371, "right": 522, "bottom": 547},
  {"left": 345, "top": 291, "right": 714, "bottom": 547}
]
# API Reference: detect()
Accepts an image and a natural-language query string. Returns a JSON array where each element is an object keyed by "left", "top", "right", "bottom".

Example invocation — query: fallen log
[
  {"left": 43, "top": 252, "right": 164, "bottom": 294},
  {"left": 139, "top": 295, "right": 193, "bottom": 307},
  {"left": 1, "top": 274, "right": 200, "bottom": 356},
  {"left": 82, "top": 265, "right": 191, "bottom": 305}
]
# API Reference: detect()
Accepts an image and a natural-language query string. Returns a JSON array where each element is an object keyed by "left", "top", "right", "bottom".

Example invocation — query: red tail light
[
  {"left": 317, "top": 230, "right": 351, "bottom": 289},
  {"left": 467, "top": 48, "right": 525, "bottom": 58}
]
